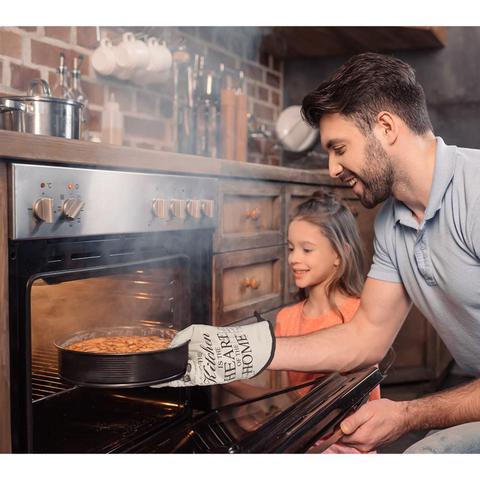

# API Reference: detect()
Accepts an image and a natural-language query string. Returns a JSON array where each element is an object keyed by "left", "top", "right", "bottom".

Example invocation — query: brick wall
[{"left": 0, "top": 26, "right": 283, "bottom": 163}]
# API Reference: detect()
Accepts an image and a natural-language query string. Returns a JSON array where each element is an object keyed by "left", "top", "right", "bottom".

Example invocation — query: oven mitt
[{"left": 151, "top": 320, "right": 275, "bottom": 387}]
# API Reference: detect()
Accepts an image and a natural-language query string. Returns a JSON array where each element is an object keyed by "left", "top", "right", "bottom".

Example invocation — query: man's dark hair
[{"left": 301, "top": 52, "right": 433, "bottom": 135}]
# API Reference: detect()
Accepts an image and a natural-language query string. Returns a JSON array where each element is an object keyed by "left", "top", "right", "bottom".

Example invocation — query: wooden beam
[{"left": 260, "top": 26, "right": 447, "bottom": 58}]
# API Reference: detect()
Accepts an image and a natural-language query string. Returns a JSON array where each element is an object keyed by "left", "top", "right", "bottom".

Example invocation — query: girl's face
[{"left": 287, "top": 219, "right": 340, "bottom": 290}]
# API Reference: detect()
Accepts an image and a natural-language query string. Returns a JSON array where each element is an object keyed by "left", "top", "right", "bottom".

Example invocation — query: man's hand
[
  {"left": 339, "top": 399, "right": 409, "bottom": 452},
  {"left": 151, "top": 321, "right": 275, "bottom": 387}
]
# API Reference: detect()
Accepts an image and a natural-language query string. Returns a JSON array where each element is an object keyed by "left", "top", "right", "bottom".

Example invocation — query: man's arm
[
  {"left": 339, "top": 379, "right": 480, "bottom": 451},
  {"left": 270, "top": 277, "right": 411, "bottom": 372},
  {"left": 406, "top": 378, "right": 480, "bottom": 431}
]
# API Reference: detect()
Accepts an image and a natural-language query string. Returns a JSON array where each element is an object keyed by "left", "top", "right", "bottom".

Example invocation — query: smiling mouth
[
  {"left": 342, "top": 176, "right": 358, "bottom": 187},
  {"left": 293, "top": 269, "right": 309, "bottom": 276}
]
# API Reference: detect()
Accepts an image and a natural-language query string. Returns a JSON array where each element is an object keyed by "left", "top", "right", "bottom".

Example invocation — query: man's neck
[{"left": 391, "top": 133, "right": 437, "bottom": 224}]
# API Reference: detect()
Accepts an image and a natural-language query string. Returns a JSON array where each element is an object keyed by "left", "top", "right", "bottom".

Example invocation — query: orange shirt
[{"left": 275, "top": 297, "right": 381, "bottom": 400}]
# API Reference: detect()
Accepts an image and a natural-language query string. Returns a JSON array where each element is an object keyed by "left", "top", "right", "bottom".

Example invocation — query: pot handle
[
  {"left": 27, "top": 79, "right": 52, "bottom": 97},
  {"left": 0, "top": 98, "right": 26, "bottom": 113}
]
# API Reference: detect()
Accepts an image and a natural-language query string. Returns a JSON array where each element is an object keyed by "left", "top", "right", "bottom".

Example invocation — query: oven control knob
[
  {"left": 33, "top": 197, "right": 54, "bottom": 224},
  {"left": 170, "top": 199, "right": 187, "bottom": 220},
  {"left": 62, "top": 198, "right": 84, "bottom": 220},
  {"left": 201, "top": 199, "right": 214, "bottom": 218},
  {"left": 152, "top": 198, "right": 169, "bottom": 219},
  {"left": 186, "top": 199, "right": 202, "bottom": 219}
]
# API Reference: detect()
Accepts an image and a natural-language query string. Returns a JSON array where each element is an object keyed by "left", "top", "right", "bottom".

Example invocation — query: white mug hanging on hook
[
  {"left": 112, "top": 32, "right": 149, "bottom": 80},
  {"left": 120, "top": 32, "right": 150, "bottom": 69},
  {"left": 133, "top": 38, "right": 172, "bottom": 86},
  {"left": 91, "top": 38, "right": 117, "bottom": 76}
]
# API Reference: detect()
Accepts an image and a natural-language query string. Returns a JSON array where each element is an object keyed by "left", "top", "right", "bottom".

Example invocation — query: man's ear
[{"left": 375, "top": 111, "right": 398, "bottom": 146}]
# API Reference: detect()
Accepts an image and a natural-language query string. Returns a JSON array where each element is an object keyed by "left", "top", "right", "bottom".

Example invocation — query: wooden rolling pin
[
  {"left": 220, "top": 88, "right": 237, "bottom": 160},
  {"left": 235, "top": 91, "right": 248, "bottom": 162}
]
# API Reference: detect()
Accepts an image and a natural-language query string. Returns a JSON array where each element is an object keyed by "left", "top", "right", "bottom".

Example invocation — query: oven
[
  {"left": 7, "top": 162, "right": 385, "bottom": 454},
  {"left": 8, "top": 163, "right": 216, "bottom": 452}
]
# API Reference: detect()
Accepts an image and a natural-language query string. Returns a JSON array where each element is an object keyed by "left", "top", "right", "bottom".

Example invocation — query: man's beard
[{"left": 356, "top": 135, "right": 395, "bottom": 209}]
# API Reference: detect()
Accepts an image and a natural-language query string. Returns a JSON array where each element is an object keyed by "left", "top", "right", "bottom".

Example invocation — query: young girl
[
  {"left": 224, "top": 190, "right": 379, "bottom": 452},
  {"left": 277, "top": 189, "right": 380, "bottom": 453}
]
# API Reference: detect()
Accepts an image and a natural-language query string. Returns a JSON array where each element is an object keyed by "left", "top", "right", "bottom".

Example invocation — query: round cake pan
[{"left": 55, "top": 325, "right": 188, "bottom": 388}]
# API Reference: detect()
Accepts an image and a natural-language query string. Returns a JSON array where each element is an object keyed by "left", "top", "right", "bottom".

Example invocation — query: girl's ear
[{"left": 333, "top": 253, "right": 341, "bottom": 267}]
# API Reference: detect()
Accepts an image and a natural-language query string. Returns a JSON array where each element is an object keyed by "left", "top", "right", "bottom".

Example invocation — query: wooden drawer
[
  {"left": 212, "top": 245, "right": 284, "bottom": 326},
  {"left": 213, "top": 180, "right": 284, "bottom": 253}
]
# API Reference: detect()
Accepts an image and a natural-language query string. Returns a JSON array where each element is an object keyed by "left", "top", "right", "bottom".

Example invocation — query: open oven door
[{"left": 128, "top": 366, "right": 384, "bottom": 453}]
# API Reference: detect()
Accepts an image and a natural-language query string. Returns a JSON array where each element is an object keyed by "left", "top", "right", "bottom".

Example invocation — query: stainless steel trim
[{"left": 11, "top": 164, "right": 217, "bottom": 239}]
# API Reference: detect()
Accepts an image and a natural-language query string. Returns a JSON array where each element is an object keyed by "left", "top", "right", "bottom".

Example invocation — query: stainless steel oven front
[{"left": 8, "top": 163, "right": 217, "bottom": 452}]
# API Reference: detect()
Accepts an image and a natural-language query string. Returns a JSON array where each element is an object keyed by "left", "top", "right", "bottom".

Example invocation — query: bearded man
[{"left": 161, "top": 53, "right": 480, "bottom": 454}]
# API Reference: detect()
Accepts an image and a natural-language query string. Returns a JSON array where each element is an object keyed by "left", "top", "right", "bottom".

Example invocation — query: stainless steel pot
[{"left": 0, "top": 79, "right": 83, "bottom": 139}]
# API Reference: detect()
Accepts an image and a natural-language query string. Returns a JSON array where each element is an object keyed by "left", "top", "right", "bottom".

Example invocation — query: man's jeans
[{"left": 404, "top": 422, "right": 480, "bottom": 453}]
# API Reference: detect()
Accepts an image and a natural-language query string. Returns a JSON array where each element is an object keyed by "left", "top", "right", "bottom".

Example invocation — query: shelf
[{"left": 260, "top": 26, "right": 447, "bottom": 58}]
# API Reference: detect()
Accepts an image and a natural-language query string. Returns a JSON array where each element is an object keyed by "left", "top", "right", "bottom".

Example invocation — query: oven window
[{"left": 29, "top": 255, "right": 190, "bottom": 401}]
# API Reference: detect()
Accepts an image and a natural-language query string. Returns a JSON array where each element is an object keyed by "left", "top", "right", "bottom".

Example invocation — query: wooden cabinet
[
  {"left": 212, "top": 179, "right": 286, "bottom": 327},
  {"left": 261, "top": 27, "right": 447, "bottom": 59},
  {"left": 213, "top": 179, "right": 284, "bottom": 253},
  {"left": 212, "top": 245, "right": 284, "bottom": 326},
  {"left": 382, "top": 306, "right": 452, "bottom": 385},
  {"left": 0, "top": 163, "right": 10, "bottom": 452}
]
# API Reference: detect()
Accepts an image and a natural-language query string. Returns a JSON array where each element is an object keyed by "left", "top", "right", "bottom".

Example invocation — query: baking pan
[{"left": 55, "top": 326, "right": 189, "bottom": 388}]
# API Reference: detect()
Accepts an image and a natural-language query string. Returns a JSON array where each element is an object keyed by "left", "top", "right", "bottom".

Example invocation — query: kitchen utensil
[
  {"left": 55, "top": 325, "right": 189, "bottom": 388},
  {"left": 234, "top": 93, "right": 248, "bottom": 161},
  {"left": 275, "top": 105, "right": 318, "bottom": 152},
  {"left": 220, "top": 88, "right": 236, "bottom": 160},
  {"left": 0, "top": 79, "right": 83, "bottom": 139}
]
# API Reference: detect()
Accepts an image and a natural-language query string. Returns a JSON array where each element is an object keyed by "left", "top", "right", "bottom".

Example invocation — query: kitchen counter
[{"left": 0, "top": 130, "right": 334, "bottom": 185}]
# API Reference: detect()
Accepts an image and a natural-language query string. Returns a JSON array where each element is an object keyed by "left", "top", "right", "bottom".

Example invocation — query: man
[{"left": 162, "top": 53, "right": 480, "bottom": 453}]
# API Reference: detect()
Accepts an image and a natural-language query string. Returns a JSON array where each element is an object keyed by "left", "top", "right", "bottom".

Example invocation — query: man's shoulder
[{"left": 452, "top": 145, "right": 480, "bottom": 201}]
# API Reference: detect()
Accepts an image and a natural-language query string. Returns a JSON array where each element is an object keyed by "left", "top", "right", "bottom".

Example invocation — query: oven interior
[
  {"left": 30, "top": 255, "right": 190, "bottom": 399},
  {"left": 9, "top": 230, "right": 212, "bottom": 452}
]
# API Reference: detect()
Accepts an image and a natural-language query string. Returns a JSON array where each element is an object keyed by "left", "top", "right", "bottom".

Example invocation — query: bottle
[
  {"left": 69, "top": 56, "right": 89, "bottom": 140},
  {"left": 195, "top": 69, "right": 219, "bottom": 158},
  {"left": 101, "top": 93, "right": 123, "bottom": 145},
  {"left": 52, "top": 53, "right": 73, "bottom": 99},
  {"left": 172, "top": 44, "right": 192, "bottom": 153}
]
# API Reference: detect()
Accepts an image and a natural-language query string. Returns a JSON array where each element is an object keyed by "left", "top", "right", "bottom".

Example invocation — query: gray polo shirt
[{"left": 368, "top": 137, "right": 480, "bottom": 377}]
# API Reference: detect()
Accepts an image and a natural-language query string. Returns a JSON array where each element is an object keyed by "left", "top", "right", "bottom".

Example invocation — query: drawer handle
[
  {"left": 245, "top": 207, "right": 261, "bottom": 220},
  {"left": 242, "top": 277, "right": 261, "bottom": 289}
]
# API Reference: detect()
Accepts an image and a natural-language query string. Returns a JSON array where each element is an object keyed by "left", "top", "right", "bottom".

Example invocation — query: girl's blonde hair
[{"left": 292, "top": 190, "right": 366, "bottom": 321}]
